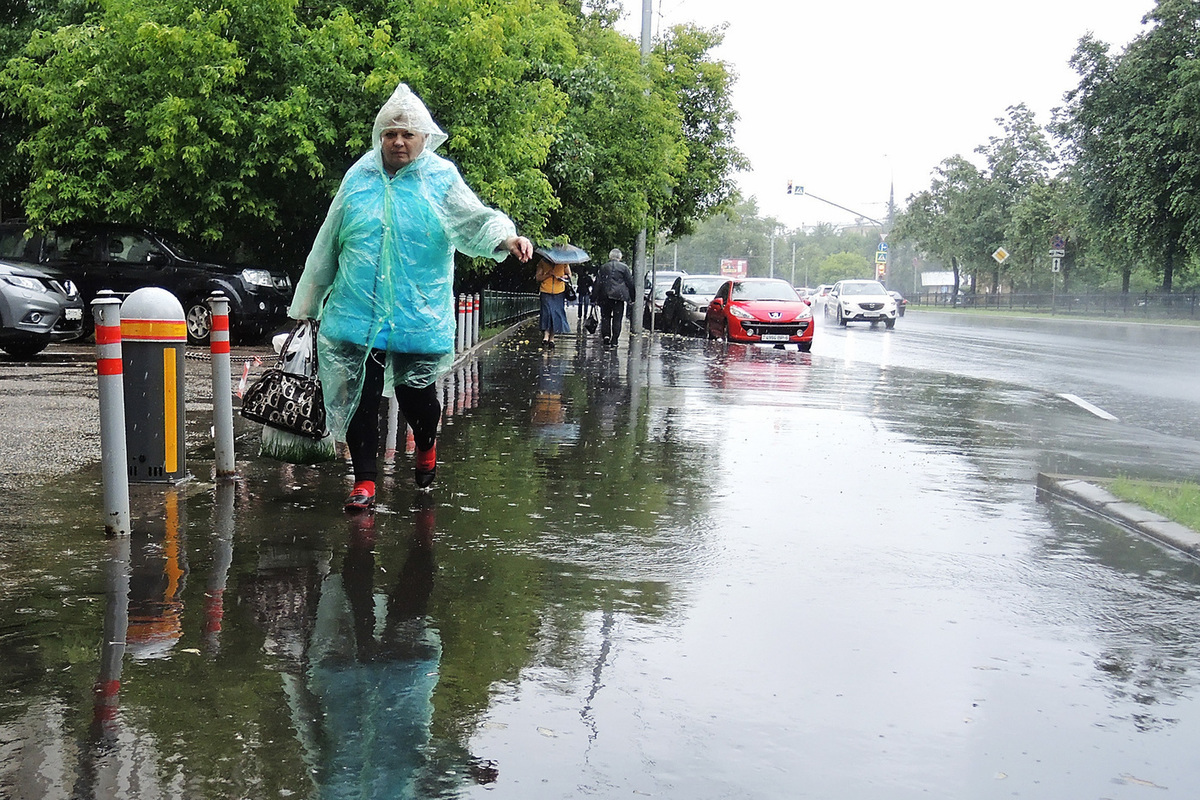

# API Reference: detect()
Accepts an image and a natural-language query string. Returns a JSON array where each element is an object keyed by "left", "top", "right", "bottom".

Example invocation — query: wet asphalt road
[{"left": 2, "top": 310, "right": 1200, "bottom": 799}]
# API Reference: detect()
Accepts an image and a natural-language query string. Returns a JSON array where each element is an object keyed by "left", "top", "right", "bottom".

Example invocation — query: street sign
[
  {"left": 1049, "top": 248, "right": 1065, "bottom": 258},
  {"left": 875, "top": 251, "right": 888, "bottom": 264},
  {"left": 1051, "top": 257, "right": 1061, "bottom": 273},
  {"left": 877, "top": 242, "right": 889, "bottom": 253},
  {"left": 1051, "top": 235, "right": 1066, "bottom": 250},
  {"left": 992, "top": 247, "right": 1009, "bottom": 263}
]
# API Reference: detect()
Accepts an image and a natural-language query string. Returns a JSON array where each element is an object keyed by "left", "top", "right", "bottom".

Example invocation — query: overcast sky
[{"left": 618, "top": 0, "right": 1157, "bottom": 231}]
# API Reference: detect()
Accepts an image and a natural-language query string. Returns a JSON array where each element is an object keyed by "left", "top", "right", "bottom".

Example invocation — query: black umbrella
[{"left": 534, "top": 244, "right": 591, "bottom": 264}]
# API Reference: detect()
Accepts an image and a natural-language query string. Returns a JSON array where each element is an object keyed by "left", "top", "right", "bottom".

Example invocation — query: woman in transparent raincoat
[{"left": 289, "top": 83, "right": 533, "bottom": 509}]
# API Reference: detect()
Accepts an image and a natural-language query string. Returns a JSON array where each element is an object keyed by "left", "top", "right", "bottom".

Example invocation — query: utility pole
[
  {"left": 632, "top": 0, "right": 652, "bottom": 336},
  {"left": 769, "top": 231, "right": 775, "bottom": 280}
]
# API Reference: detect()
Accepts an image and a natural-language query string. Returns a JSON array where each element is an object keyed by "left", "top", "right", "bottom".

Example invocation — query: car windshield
[
  {"left": 732, "top": 281, "right": 800, "bottom": 302},
  {"left": 680, "top": 277, "right": 726, "bottom": 296},
  {"left": 839, "top": 281, "right": 888, "bottom": 296},
  {"left": 158, "top": 233, "right": 249, "bottom": 265}
]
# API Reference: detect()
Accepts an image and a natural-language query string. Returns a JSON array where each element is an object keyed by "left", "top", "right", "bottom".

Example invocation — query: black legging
[{"left": 346, "top": 353, "right": 441, "bottom": 482}]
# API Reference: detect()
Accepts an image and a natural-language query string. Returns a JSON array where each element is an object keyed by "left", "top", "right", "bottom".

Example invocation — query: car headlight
[
  {"left": 794, "top": 306, "right": 811, "bottom": 320},
  {"left": 729, "top": 305, "right": 754, "bottom": 320},
  {"left": 3, "top": 275, "right": 42, "bottom": 292},
  {"left": 683, "top": 298, "right": 704, "bottom": 311},
  {"left": 241, "top": 268, "right": 275, "bottom": 288}
]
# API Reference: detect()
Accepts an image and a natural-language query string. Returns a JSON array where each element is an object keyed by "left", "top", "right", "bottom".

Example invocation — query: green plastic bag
[{"left": 259, "top": 424, "right": 337, "bottom": 464}]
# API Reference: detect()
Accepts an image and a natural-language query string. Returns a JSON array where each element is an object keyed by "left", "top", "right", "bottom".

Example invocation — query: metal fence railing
[
  {"left": 482, "top": 289, "right": 539, "bottom": 328},
  {"left": 912, "top": 290, "right": 1200, "bottom": 320}
]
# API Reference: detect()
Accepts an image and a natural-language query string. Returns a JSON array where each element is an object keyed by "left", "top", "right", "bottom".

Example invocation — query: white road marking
[{"left": 1058, "top": 393, "right": 1118, "bottom": 421}]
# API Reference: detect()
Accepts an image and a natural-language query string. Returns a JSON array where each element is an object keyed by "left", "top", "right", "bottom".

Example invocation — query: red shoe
[
  {"left": 343, "top": 480, "right": 376, "bottom": 513},
  {"left": 415, "top": 444, "right": 437, "bottom": 489}
]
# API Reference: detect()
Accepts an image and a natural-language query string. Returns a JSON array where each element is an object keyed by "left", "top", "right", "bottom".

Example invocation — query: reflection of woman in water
[{"left": 307, "top": 505, "right": 442, "bottom": 799}]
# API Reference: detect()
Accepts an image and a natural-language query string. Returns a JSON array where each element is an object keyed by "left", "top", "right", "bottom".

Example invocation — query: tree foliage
[
  {"left": 652, "top": 23, "right": 747, "bottom": 239},
  {"left": 890, "top": 0, "right": 1200, "bottom": 295},
  {"left": 0, "top": 0, "right": 744, "bottom": 277},
  {"left": 1056, "top": 0, "right": 1200, "bottom": 291}
]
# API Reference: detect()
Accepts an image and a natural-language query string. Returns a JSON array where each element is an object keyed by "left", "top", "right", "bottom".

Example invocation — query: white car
[{"left": 824, "top": 279, "right": 898, "bottom": 328}]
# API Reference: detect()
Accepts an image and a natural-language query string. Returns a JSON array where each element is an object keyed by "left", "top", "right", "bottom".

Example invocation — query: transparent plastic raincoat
[{"left": 289, "top": 83, "right": 517, "bottom": 439}]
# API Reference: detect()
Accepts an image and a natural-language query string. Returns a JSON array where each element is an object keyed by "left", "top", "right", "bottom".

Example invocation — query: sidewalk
[{"left": 1037, "top": 472, "right": 1200, "bottom": 561}]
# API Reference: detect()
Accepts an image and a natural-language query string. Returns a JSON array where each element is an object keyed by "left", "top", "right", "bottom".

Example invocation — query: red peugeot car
[{"left": 705, "top": 278, "right": 814, "bottom": 351}]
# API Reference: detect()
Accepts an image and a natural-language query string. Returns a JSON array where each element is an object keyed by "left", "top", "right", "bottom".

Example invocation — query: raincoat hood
[{"left": 371, "top": 83, "right": 448, "bottom": 152}]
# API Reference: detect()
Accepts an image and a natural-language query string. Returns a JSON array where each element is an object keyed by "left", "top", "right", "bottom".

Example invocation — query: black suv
[{"left": 0, "top": 223, "right": 293, "bottom": 344}]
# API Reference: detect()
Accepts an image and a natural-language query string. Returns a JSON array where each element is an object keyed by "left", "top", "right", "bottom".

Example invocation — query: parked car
[
  {"left": 642, "top": 269, "right": 688, "bottom": 329},
  {"left": 705, "top": 277, "right": 814, "bottom": 351},
  {"left": 810, "top": 284, "right": 833, "bottom": 304},
  {"left": 660, "top": 274, "right": 728, "bottom": 335},
  {"left": 0, "top": 259, "right": 85, "bottom": 357},
  {"left": 888, "top": 290, "right": 908, "bottom": 316},
  {"left": 0, "top": 223, "right": 294, "bottom": 344},
  {"left": 824, "top": 279, "right": 898, "bottom": 327}
]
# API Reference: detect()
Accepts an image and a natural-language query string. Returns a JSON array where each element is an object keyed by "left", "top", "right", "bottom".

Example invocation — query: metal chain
[{"left": 184, "top": 349, "right": 269, "bottom": 364}]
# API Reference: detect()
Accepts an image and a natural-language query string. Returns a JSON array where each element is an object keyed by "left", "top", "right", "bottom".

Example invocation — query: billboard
[{"left": 720, "top": 258, "right": 748, "bottom": 278}]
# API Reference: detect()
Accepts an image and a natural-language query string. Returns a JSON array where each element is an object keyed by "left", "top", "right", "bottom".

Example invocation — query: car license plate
[
  {"left": 65, "top": 308, "right": 82, "bottom": 321},
  {"left": 760, "top": 333, "right": 789, "bottom": 342},
  {"left": 862, "top": 312, "right": 879, "bottom": 318}
]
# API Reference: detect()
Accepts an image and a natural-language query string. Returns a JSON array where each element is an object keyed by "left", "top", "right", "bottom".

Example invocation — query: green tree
[
  {"left": 2, "top": 0, "right": 332, "bottom": 255},
  {"left": 976, "top": 103, "right": 1055, "bottom": 292},
  {"left": 652, "top": 23, "right": 747, "bottom": 239},
  {"left": 541, "top": 16, "right": 683, "bottom": 260},
  {"left": 1057, "top": 0, "right": 1200, "bottom": 292},
  {"left": 894, "top": 156, "right": 998, "bottom": 302},
  {"left": 815, "top": 251, "right": 872, "bottom": 285}
]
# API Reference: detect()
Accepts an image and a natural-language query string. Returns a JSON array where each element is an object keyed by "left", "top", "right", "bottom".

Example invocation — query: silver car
[
  {"left": 0, "top": 260, "right": 85, "bottom": 357},
  {"left": 660, "top": 274, "right": 728, "bottom": 335}
]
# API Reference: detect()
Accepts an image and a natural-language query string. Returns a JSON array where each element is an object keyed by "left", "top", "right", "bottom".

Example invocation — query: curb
[{"left": 1036, "top": 472, "right": 1200, "bottom": 560}]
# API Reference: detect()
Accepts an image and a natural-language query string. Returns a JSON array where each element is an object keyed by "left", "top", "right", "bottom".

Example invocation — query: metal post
[
  {"left": 384, "top": 395, "right": 400, "bottom": 461},
  {"left": 207, "top": 292, "right": 236, "bottom": 478},
  {"left": 632, "top": 0, "right": 652, "bottom": 338},
  {"left": 456, "top": 294, "right": 466, "bottom": 353},
  {"left": 92, "top": 291, "right": 131, "bottom": 537},
  {"left": 473, "top": 292, "right": 481, "bottom": 347}
]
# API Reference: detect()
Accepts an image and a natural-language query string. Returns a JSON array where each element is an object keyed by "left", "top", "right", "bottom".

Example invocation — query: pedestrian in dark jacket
[
  {"left": 576, "top": 269, "right": 595, "bottom": 322},
  {"left": 592, "top": 249, "right": 635, "bottom": 346}
]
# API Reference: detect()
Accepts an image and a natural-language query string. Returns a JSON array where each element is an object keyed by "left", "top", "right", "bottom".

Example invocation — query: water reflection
[{"left": 126, "top": 489, "right": 188, "bottom": 661}]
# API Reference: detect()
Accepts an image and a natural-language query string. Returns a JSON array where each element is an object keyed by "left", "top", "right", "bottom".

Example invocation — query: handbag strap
[{"left": 275, "top": 320, "right": 319, "bottom": 376}]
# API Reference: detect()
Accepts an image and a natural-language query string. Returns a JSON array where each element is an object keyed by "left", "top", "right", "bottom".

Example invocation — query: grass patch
[{"left": 1107, "top": 478, "right": 1200, "bottom": 532}]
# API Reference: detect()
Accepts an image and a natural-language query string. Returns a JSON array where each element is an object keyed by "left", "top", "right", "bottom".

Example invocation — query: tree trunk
[
  {"left": 1122, "top": 264, "right": 1131, "bottom": 294},
  {"left": 951, "top": 255, "right": 961, "bottom": 307},
  {"left": 1164, "top": 247, "right": 1175, "bottom": 293}
]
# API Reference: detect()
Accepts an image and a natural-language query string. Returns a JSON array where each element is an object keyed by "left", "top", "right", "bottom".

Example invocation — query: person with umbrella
[{"left": 533, "top": 243, "right": 589, "bottom": 349}]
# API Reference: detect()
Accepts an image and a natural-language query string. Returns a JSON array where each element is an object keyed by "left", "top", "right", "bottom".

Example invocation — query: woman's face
[{"left": 381, "top": 128, "right": 427, "bottom": 173}]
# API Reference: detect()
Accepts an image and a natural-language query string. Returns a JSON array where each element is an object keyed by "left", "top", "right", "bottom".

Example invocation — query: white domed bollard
[{"left": 120, "top": 287, "right": 189, "bottom": 484}]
